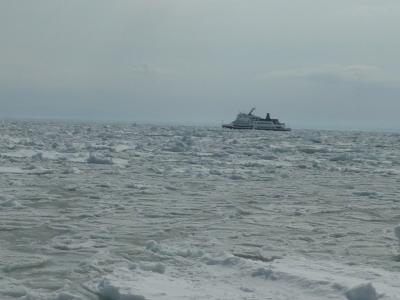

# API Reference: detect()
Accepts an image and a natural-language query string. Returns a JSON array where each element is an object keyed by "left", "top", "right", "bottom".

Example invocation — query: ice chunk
[
  {"left": 163, "top": 141, "right": 187, "bottom": 152},
  {"left": 145, "top": 240, "right": 161, "bottom": 253},
  {"left": 139, "top": 262, "right": 166, "bottom": 274},
  {"left": 54, "top": 292, "right": 83, "bottom": 300},
  {"left": 98, "top": 279, "right": 120, "bottom": 300},
  {"left": 345, "top": 283, "right": 380, "bottom": 300},
  {"left": 251, "top": 267, "right": 275, "bottom": 279},
  {"left": 175, "top": 248, "right": 204, "bottom": 258},
  {"left": 394, "top": 224, "right": 400, "bottom": 241},
  {"left": 3, "top": 256, "right": 48, "bottom": 272},
  {"left": 0, "top": 196, "right": 22, "bottom": 209},
  {"left": 202, "top": 253, "right": 240, "bottom": 266},
  {"left": 98, "top": 278, "right": 146, "bottom": 300},
  {"left": 87, "top": 153, "right": 113, "bottom": 164}
]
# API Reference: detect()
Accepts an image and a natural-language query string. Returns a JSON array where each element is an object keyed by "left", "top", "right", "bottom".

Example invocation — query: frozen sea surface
[{"left": 1, "top": 120, "right": 400, "bottom": 300}]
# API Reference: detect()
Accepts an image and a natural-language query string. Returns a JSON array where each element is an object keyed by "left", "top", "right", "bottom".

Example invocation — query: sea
[{"left": 1, "top": 119, "right": 400, "bottom": 300}]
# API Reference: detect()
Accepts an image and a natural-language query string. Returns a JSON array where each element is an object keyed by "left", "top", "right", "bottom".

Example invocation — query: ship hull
[{"left": 222, "top": 124, "right": 291, "bottom": 131}]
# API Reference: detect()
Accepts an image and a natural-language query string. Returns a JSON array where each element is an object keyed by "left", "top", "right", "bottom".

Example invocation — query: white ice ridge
[{"left": 87, "top": 241, "right": 400, "bottom": 300}]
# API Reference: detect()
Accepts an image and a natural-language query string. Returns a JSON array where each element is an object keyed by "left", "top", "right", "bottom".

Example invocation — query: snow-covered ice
[{"left": 1, "top": 120, "right": 400, "bottom": 299}]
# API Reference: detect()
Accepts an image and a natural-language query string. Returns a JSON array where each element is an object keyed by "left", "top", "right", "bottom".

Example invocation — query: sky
[{"left": 1, "top": 0, "right": 400, "bottom": 130}]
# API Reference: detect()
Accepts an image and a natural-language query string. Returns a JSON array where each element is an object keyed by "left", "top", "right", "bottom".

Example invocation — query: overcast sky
[{"left": 1, "top": 1, "right": 400, "bottom": 130}]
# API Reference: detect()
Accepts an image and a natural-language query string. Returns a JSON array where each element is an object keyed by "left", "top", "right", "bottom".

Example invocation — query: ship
[{"left": 222, "top": 108, "right": 291, "bottom": 131}]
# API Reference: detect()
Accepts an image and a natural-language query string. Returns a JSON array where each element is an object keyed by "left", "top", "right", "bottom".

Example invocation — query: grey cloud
[
  {"left": 1, "top": 1, "right": 400, "bottom": 129},
  {"left": 130, "top": 64, "right": 171, "bottom": 76},
  {"left": 262, "top": 65, "right": 399, "bottom": 86}
]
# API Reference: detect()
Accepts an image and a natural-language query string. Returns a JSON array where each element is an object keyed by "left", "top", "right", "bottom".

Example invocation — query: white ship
[{"left": 222, "top": 108, "right": 291, "bottom": 131}]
